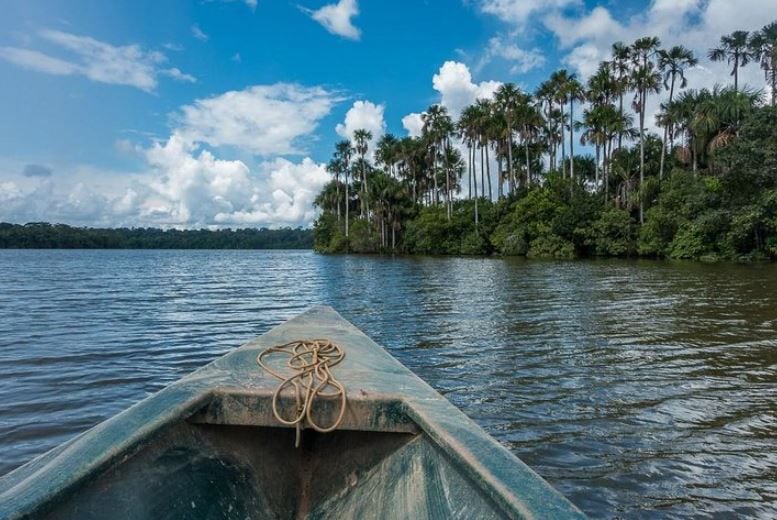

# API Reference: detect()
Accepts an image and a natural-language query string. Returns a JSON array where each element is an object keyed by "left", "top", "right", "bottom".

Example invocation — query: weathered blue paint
[{"left": 0, "top": 306, "right": 586, "bottom": 519}]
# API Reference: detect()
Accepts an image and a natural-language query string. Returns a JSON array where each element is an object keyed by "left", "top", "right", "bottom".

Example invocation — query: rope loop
[{"left": 256, "top": 339, "right": 347, "bottom": 447}]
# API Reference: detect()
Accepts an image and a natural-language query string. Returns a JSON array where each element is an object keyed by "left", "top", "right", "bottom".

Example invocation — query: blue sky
[{"left": 1, "top": 0, "right": 775, "bottom": 228}]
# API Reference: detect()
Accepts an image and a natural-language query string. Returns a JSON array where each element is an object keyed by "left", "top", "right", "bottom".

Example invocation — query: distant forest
[{"left": 0, "top": 223, "right": 313, "bottom": 249}]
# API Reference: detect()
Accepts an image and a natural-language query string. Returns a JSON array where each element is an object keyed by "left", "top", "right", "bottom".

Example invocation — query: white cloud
[
  {"left": 175, "top": 83, "right": 342, "bottom": 156},
  {"left": 161, "top": 67, "right": 196, "bottom": 83},
  {"left": 401, "top": 112, "right": 424, "bottom": 138},
  {"left": 0, "top": 47, "right": 79, "bottom": 76},
  {"left": 478, "top": 36, "right": 546, "bottom": 74},
  {"left": 191, "top": 24, "right": 209, "bottom": 42},
  {"left": 213, "top": 158, "right": 328, "bottom": 227},
  {"left": 0, "top": 81, "right": 341, "bottom": 228},
  {"left": 432, "top": 61, "right": 501, "bottom": 118},
  {"left": 479, "top": 0, "right": 580, "bottom": 27},
  {"left": 305, "top": 0, "right": 361, "bottom": 41},
  {"left": 335, "top": 100, "right": 386, "bottom": 154},
  {"left": 0, "top": 30, "right": 194, "bottom": 91}
]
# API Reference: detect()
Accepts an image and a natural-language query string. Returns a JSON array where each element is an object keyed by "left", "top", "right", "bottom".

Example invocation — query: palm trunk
[
  {"left": 497, "top": 152, "right": 503, "bottom": 199},
  {"left": 336, "top": 177, "right": 341, "bottom": 223},
  {"left": 618, "top": 91, "right": 624, "bottom": 150},
  {"left": 560, "top": 103, "right": 566, "bottom": 177},
  {"left": 344, "top": 170, "right": 350, "bottom": 239},
  {"left": 604, "top": 139, "right": 609, "bottom": 203},
  {"left": 474, "top": 146, "right": 479, "bottom": 227},
  {"left": 569, "top": 98, "right": 575, "bottom": 181},
  {"left": 362, "top": 158, "right": 370, "bottom": 223},
  {"left": 507, "top": 125, "right": 514, "bottom": 194},
  {"left": 659, "top": 75, "right": 676, "bottom": 180},
  {"left": 734, "top": 60, "right": 739, "bottom": 93},
  {"left": 444, "top": 139, "right": 451, "bottom": 221},
  {"left": 480, "top": 145, "right": 485, "bottom": 201},
  {"left": 468, "top": 144, "right": 473, "bottom": 199},
  {"left": 524, "top": 134, "right": 531, "bottom": 186},
  {"left": 485, "top": 145, "right": 492, "bottom": 201},
  {"left": 639, "top": 90, "right": 646, "bottom": 225}
]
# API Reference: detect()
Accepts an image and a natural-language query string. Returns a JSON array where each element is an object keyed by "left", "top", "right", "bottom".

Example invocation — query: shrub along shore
[{"left": 314, "top": 24, "right": 777, "bottom": 261}]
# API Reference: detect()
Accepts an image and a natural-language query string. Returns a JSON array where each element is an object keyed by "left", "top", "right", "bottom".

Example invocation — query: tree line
[
  {"left": 314, "top": 22, "right": 777, "bottom": 260},
  {"left": 0, "top": 223, "right": 313, "bottom": 249}
]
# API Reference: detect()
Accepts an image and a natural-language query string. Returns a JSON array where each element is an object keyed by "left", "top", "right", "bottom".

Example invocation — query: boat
[{"left": 0, "top": 306, "right": 585, "bottom": 519}]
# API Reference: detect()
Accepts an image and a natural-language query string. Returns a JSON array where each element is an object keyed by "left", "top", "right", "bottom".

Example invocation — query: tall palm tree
[
  {"left": 566, "top": 75, "right": 585, "bottom": 181},
  {"left": 749, "top": 22, "right": 777, "bottom": 106},
  {"left": 335, "top": 140, "right": 352, "bottom": 238},
  {"left": 536, "top": 80, "right": 557, "bottom": 171},
  {"left": 352, "top": 129, "right": 372, "bottom": 220},
  {"left": 325, "top": 157, "right": 343, "bottom": 223},
  {"left": 422, "top": 105, "right": 455, "bottom": 218},
  {"left": 474, "top": 98, "right": 495, "bottom": 201},
  {"left": 579, "top": 105, "right": 607, "bottom": 188},
  {"left": 611, "top": 42, "right": 632, "bottom": 150},
  {"left": 657, "top": 45, "right": 697, "bottom": 178},
  {"left": 518, "top": 94, "right": 542, "bottom": 186},
  {"left": 709, "top": 31, "right": 752, "bottom": 92},
  {"left": 375, "top": 133, "right": 399, "bottom": 177},
  {"left": 458, "top": 105, "right": 481, "bottom": 226},
  {"left": 549, "top": 69, "right": 573, "bottom": 177},
  {"left": 495, "top": 83, "right": 521, "bottom": 193},
  {"left": 631, "top": 36, "right": 662, "bottom": 224}
]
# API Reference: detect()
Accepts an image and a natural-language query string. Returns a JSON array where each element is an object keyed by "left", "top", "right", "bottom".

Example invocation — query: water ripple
[{"left": 0, "top": 251, "right": 776, "bottom": 518}]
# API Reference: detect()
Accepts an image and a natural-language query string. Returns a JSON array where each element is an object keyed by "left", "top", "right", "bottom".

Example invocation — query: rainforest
[{"left": 314, "top": 24, "right": 777, "bottom": 261}]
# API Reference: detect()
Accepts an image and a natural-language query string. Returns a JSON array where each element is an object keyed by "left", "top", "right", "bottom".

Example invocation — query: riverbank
[
  {"left": 0, "top": 223, "right": 313, "bottom": 249},
  {"left": 315, "top": 166, "right": 777, "bottom": 262}
]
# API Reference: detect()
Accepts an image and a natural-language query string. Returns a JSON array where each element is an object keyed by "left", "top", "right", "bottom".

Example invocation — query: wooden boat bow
[{"left": 0, "top": 306, "right": 586, "bottom": 519}]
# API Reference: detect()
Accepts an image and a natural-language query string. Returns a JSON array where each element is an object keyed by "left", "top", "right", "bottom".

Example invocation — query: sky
[{"left": 1, "top": 0, "right": 776, "bottom": 229}]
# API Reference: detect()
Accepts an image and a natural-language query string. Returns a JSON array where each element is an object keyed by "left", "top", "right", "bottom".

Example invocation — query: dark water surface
[{"left": 1, "top": 250, "right": 776, "bottom": 518}]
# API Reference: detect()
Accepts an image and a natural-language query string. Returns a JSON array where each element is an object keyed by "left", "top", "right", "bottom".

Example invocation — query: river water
[{"left": 0, "top": 250, "right": 775, "bottom": 518}]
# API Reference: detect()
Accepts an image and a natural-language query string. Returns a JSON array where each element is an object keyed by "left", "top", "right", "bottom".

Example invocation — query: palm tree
[
  {"left": 335, "top": 140, "right": 352, "bottom": 238},
  {"left": 375, "top": 133, "right": 399, "bottom": 177},
  {"left": 495, "top": 83, "right": 521, "bottom": 193},
  {"left": 518, "top": 94, "right": 542, "bottom": 186},
  {"left": 536, "top": 80, "right": 557, "bottom": 171},
  {"left": 474, "top": 98, "right": 495, "bottom": 201},
  {"left": 749, "top": 22, "right": 777, "bottom": 106},
  {"left": 549, "top": 69, "right": 573, "bottom": 177},
  {"left": 422, "top": 105, "right": 455, "bottom": 218},
  {"left": 352, "top": 129, "right": 372, "bottom": 220},
  {"left": 579, "top": 105, "right": 607, "bottom": 189},
  {"left": 458, "top": 105, "right": 481, "bottom": 226},
  {"left": 325, "top": 157, "right": 343, "bottom": 223},
  {"left": 611, "top": 42, "right": 632, "bottom": 150},
  {"left": 565, "top": 75, "right": 585, "bottom": 181},
  {"left": 631, "top": 36, "right": 662, "bottom": 224},
  {"left": 657, "top": 46, "right": 697, "bottom": 178},
  {"left": 709, "top": 31, "right": 752, "bottom": 92}
]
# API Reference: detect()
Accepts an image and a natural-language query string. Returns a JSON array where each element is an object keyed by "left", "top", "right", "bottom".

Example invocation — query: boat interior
[{"left": 37, "top": 402, "right": 510, "bottom": 519}]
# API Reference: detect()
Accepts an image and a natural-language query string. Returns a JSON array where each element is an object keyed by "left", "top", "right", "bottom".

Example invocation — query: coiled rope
[{"left": 256, "top": 339, "right": 347, "bottom": 447}]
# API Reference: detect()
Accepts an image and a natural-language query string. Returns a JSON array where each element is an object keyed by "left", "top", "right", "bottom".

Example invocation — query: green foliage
[
  {"left": 313, "top": 105, "right": 777, "bottom": 262},
  {"left": 0, "top": 222, "right": 313, "bottom": 249},
  {"left": 587, "top": 208, "right": 636, "bottom": 256},
  {"left": 527, "top": 234, "right": 576, "bottom": 259}
]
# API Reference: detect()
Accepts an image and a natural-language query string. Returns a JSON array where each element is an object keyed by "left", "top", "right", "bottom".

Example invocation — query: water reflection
[{"left": 0, "top": 250, "right": 775, "bottom": 518}]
